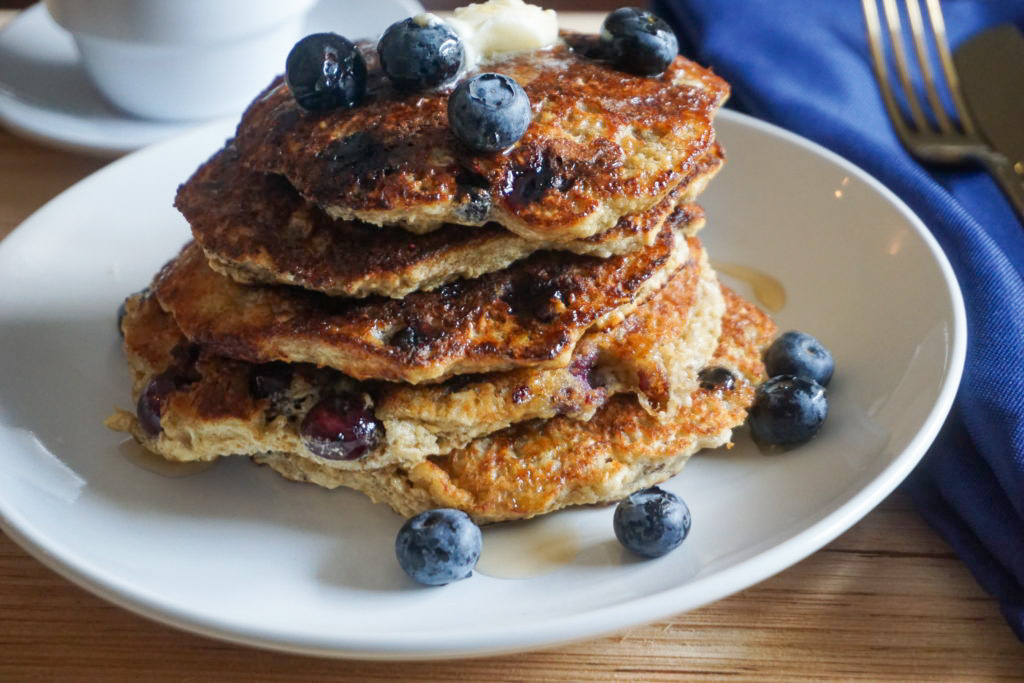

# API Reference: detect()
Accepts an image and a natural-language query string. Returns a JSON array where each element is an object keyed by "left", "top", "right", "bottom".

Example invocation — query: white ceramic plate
[
  {"left": 0, "top": 109, "right": 965, "bottom": 659},
  {"left": 0, "top": 0, "right": 422, "bottom": 156}
]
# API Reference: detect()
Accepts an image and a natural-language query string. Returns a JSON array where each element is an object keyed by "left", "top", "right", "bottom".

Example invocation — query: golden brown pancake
[
  {"left": 232, "top": 36, "right": 729, "bottom": 240},
  {"left": 254, "top": 288, "right": 776, "bottom": 523},
  {"left": 375, "top": 241, "right": 723, "bottom": 447},
  {"left": 178, "top": 144, "right": 721, "bottom": 299},
  {"left": 107, "top": 242, "right": 723, "bottom": 471},
  {"left": 153, "top": 222, "right": 689, "bottom": 384}
]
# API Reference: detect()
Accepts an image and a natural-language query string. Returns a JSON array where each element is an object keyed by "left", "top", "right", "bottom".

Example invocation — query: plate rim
[{"left": 0, "top": 107, "right": 967, "bottom": 660}]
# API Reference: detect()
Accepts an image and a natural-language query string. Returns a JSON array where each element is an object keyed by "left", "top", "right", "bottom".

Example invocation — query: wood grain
[
  {"left": 1, "top": 9, "right": 1022, "bottom": 680},
  {"left": 2, "top": 494, "right": 1022, "bottom": 680}
]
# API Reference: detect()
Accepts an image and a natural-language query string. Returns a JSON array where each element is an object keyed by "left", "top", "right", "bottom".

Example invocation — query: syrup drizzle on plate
[
  {"left": 476, "top": 515, "right": 580, "bottom": 579},
  {"left": 117, "top": 440, "right": 219, "bottom": 478},
  {"left": 712, "top": 261, "right": 787, "bottom": 313}
]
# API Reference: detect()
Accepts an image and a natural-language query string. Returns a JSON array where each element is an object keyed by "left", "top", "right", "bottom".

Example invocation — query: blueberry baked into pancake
[
  {"left": 109, "top": 1, "right": 833, "bottom": 576},
  {"left": 254, "top": 287, "right": 774, "bottom": 524},
  {"left": 109, "top": 236, "right": 723, "bottom": 472}
]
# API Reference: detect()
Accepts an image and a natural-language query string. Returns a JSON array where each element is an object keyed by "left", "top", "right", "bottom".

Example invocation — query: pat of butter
[{"left": 441, "top": 0, "right": 559, "bottom": 69}]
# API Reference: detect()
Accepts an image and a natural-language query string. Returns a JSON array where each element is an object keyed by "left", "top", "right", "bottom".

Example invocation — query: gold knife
[{"left": 954, "top": 24, "right": 1024, "bottom": 221}]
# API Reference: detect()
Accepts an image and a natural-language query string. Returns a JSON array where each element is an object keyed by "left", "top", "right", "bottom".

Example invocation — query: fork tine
[
  {"left": 904, "top": 0, "right": 954, "bottom": 134},
  {"left": 862, "top": 0, "right": 915, "bottom": 145},
  {"left": 923, "top": 0, "right": 978, "bottom": 135},
  {"left": 881, "top": 0, "right": 932, "bottom": 133}
]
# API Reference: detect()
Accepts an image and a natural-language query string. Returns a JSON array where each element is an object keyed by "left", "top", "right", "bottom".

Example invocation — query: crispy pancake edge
[
  {"left": 179, "top": 144, "right": 721, "bottom": 299},
  {"left": 153, "top": 222, "right": 690, "bottom": 384}
]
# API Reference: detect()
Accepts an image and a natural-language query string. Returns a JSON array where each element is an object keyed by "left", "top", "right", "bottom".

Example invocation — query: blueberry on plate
[
  {"left": 300, "top": 393, "right": 381, "bottom": 460},
  {"left": 748, "top": 375, "right": 828, "bottom": 447},
  {"left": 285, "top": 33, "right": 367, "bottom": 111},
  {"left": 763, "top": 331, "right": 834, "bottom": 386},
  {"left": 378, "top": 16, "right": 464, "bottom": 91},
  {"left": 395, "top": 508, "right": 482, "bottom": 585},
  {"left": 613, "top": 486, "right": 691, "bottom": 558},
  {"left": 600, "top": 7, "right": 679, "bottom": 76},
  {"left": 448, "top": 73, "right": 532, "bottom": 153}
]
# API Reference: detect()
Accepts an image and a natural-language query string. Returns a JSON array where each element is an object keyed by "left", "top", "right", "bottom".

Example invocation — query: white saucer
[{"left": 0, "top": 0, "right": 423, "bottom": 157}]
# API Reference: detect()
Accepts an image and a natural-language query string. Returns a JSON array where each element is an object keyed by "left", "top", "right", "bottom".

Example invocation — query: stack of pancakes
[{"left": 109, "top": 36, "right": 777, "bottom": 523}]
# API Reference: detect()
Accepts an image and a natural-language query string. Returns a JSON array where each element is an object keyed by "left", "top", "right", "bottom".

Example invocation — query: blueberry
[
  {"left": 763, "top": 331, "right": 834, "bottom": 386},
  {"left": 748, "top": 375, "right": 828, "bottom": 447},
  {"left": 600, "top": 8, "right": 679, "bottom": 76},
  {"left": 448, "top": 73, "right": 531, "bottom": 153},
  {"left": 390, "top": 324, "right": 427, "bottom": 352},
  {"left": 698, "top": 366, "right": 735, "bottom": 392},
  {"left": 136, "top": 374, "right": 178, "bottom": 437},
  {"left": 285, "top": 33, "right": 367, "bottom": 111},
  {"left": 395, "top": 508, "right": 482, "bottom": 585},
  {"left": 378, "top": 16, "right": 463, "bottom": 91},
  {"left": 300, "top": 393, "right": 381, "bottom": 460},
  {"left": 116, "top": 299, "right": 127, "bottom": 337},
  {"left": 135, "top": 359, "right": 203, "bottom": 437},
  {"left": 613, "top": 486, "right": 691, "bottom": 558}
]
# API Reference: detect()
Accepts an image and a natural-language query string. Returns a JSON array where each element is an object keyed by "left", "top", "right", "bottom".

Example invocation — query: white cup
[{"left": 43, "top": 0, "right": 319, "bottom": 121}]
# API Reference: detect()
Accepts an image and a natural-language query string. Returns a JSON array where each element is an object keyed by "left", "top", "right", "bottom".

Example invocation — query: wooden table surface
[{"left": 1, "top": 9, "right": 1022, "bottom": 681}]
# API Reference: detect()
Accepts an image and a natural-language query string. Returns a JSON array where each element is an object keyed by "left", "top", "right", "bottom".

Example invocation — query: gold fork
[{"left": 862, "top": 0, "right": 1024, "bottom": 219}]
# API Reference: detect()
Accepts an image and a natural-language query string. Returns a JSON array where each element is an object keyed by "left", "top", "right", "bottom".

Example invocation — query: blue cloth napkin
[{"left": 652, "top": 0, "right": 1024, "bottom": 639}]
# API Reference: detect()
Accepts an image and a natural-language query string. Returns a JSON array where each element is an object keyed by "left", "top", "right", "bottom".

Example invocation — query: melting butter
[{"left": 443, "top": 0, "right": 559, "bottom": 70}]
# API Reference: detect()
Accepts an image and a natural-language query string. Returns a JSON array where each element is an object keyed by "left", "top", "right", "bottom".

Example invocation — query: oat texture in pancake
[{"left": 107, "top": 242, "right": 724, "bottom": 471}]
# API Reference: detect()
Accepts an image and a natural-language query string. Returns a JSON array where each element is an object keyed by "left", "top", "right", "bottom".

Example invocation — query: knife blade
[{"left": 954, "top": 24, "right": 1024, "bottom": 178}]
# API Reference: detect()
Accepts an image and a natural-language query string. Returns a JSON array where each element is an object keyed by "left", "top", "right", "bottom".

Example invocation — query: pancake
[
  {"left": 254, "top": 287, "right": 776, "bottom": 523},
  {"left": 375, "top": 240, "right": 722, "bottom": 449},
  {"left": 107, "top": 241, "right": 723, "bottom": 471},
  {"left": 178, "top": 144, "right": 720, "bottom": 299},
  {"left": 153, "top": 222, "right": 690, "bottom": 384},
  {"left": 232, "top": 36, "right": 729, "bottom": 241}
]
